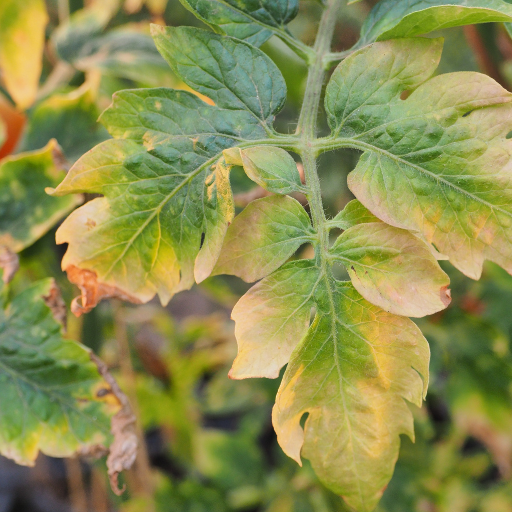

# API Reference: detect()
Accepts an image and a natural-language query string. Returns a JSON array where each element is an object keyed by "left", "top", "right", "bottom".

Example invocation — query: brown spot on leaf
[
  {"left": 85, "top": 218, "right": 96, "bottom": 229},
  {"left": 0, "top": 246, "right": 19, "bottom": 284},
  {"left": 440, "top": 285, "right": 452, "bottom": 308},
  {"left": 66, "top": 266, "right": 142, "bottom": 317},
  {"left": 42, "top": 279, "right": 67, "bottom": 330},
  {"left": 90, "top": 353, "right": 138, "bottom": 496}
]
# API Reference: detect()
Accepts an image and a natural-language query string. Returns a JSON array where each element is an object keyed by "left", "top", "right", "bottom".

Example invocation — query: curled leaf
[
  {"left": 90, "top": 353, "right": 138, "bottom": 495},
  {"left": 66, "top": 265, "right": 142, "bottom": 317}
]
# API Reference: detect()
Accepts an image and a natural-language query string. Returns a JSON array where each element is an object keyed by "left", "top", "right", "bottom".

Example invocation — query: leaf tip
[
  {"left": 440, "top": 285, "right": 451, "bottom": 308},
  {"left": 150, "top": 23, "right": 167, "bottom": 38}
]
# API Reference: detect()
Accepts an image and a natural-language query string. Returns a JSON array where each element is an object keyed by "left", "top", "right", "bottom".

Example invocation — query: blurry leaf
[
  {"left": 330, "top": 223, "right": 451, "bottom": 317},
  {"left": 326, "top": 37, "right": 512, "bottom": 280},
  {"left": 50, "top": 27, "right": 286, "bottom": 314},
  {"left": 357, "top": 0, "right": 512, "bottom": 47},
  {"left": 0, "top": 0, "right": 48, "bottom": 109},
  {"left": 73, "top": 31, "right": 174, "bottom": 87},
  {"left": 179, "top": 0, "right": 299, "bottom": 47},
  {"left": 0, "top": 279, "right": 115, "bottom": 465},
  {"left": 125, "top": 0, "right": 169, "bottom": 15},
  {"left": 230, "top": 260, "right": 318, "bottom": 379},
  {"left": 20, "top": 85, "right": 109, "bottom": 162},
  {"left": 224, "top": 146, "right": 304, "bottom": 195},
  {"left": 0, "top": 246, "right": 19, "bottom": 284},
  {"left": 273, "top": 280, "right": 429, "bottom": 512},
  {"left": 213, "top": 196, "right": 313, "bottom": 282},
  {"left": 0, "top": 141, "right": 81, "bottom": 254},
  {"left": 195, "top": 428, "right": 265, "bottom": 491},
  {"left": 51, "top": 0, "right": 120, "bottom": 63}
]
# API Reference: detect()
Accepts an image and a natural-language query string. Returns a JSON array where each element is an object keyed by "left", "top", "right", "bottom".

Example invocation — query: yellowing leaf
[
  {"left": 325, "top": 37, "right": 512, "bottom": 280},
  {"left": 330, "top": 222, "right": 451, "bottom": 317},
  {"left": 213, "top": 195, "right": 313, "bottom": 282},
  {"left": 330, "top": 199, "right": 379, "bottom": 230},
  {"left": 230, "top": 260, "right": 319, "bottom": 379},
  {"left": 272, "top": 279, "right": 429, "bottom": 512},
  {"left": 223, "top": 146, "right": 304, "bottom": 195},
  {"left": 0, "top": 0, "right": 48, "bottom": 109},
  {"left": 0, "top": 279, "right": 117, "bottom": 465},
  {"left": 50, "top": 28, "right": 287, "bottom": 313}
]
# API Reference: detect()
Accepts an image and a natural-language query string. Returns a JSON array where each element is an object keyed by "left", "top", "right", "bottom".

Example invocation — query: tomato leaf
[
  {"left": 326, "top": 37, "right": 512, "bottom": 280},
  {"left": 50, "top": 28, "right": 287, "bottom": 313},
  {"left": 272, "top": 279, "right": 429, "bottom": 512},
  {"left": 0, "top": 141, "right": 81, "bottom": 256},
  {"left": 230, "top": 260, "right": 319, "bottom": 379},
  {"left": 0, "top": 279, "right": 116, "bottom": 464},
  {"left": 0, "top": 0, "right": 48, "bottom": 109},
  {"left": 330, "top": 222, "right": 451, "bottom": 317},
  {"left": 213, "top": 195, "right": 313, "bottom": 282},
  {"left": 224, "top": 146, "right": 304, "bottom": 195},
  {"left": 357, "top": 0, "right": 512, "bottom": 48},
  {"left": 179, "top": 0, "right": 299, "bottom": 47}
]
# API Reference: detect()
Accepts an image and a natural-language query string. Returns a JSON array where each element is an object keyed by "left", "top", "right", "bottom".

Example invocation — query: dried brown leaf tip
[
  {"left": 0, "top": 246, "right": 19, "bottom": 284},
  {"left": 67, "top": 266, "right": 142, "bottom": 317},
  {"left": 90, "top": 353, "right": 138, "bottom": 495}
]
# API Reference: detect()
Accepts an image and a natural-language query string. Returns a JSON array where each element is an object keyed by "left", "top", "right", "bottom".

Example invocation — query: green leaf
[
  {"left": 331, "top": 199, "right": 379, "bottom": 230},
  {"left": 223, "top": 146, "right": 304, "bottom": 195},
  {"left": 212, "top": 195, "right": 313, "bottom": 282},
  {"left": 357, "top": 0, "right": 512, "bottom": 47},
  {"left": 20, "top": 85, "right": 109, "bottom": 163},
  {"left": 50, "top": 28, "right": 287, "bottom": 313},
  {"left": 0, "top": 0, "right": 48, "bottom": 109},
  {"left": 0, "top": 279, "right": 114, "bottom": 464},
  {"left": 0, "top": 141, "right": 81, "bottom": 254},
  {"left": 230, "top": 260, "right": 319, "bottom": 379},
  {"left": 272, "top": 279, "right": 429, "bottom": 512},
  {"left": 330, "top": 222, "right": 451, "bottom": 317},
  {"left": 179, "top": 0, "right": 299, "bottom": 47},
  {"left": 151, "top": 25, "right": 286, "bottom": 126},
  {"left": 325, "top": 37, "right": 512, "bottom": 280}
]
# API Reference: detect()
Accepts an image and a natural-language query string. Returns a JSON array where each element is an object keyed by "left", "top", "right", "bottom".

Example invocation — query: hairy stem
[{"left": 297, "top": 0, "right": 341, "bottom": 261}]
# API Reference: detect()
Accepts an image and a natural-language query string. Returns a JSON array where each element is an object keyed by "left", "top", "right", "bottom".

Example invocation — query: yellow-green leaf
[
  {"left": 330, "top": 222, "right": 451, "bottom": 317},
  {"left": 0, "top": 0, "right": 48, "bottom": 109},
  {"left": 50, "top": 27, "right": 287, "bottom": 313},
  {"left": 230, "top": 260, "right": 319, "bottom": 379},
  {"left": 224, "top": 146, "right": 304, "bottom": 195},
  {"left": 213, "top": 195, "right": 313, "bottom": 282},
  {"left": 325, "top": 37, "right": 512, "bottom": 280},
  {"left": 273, "top": 279, "right": 429, "bottom": 512},
  {"left": 0, "top": 279, "right": 116, "bottom": 465}
]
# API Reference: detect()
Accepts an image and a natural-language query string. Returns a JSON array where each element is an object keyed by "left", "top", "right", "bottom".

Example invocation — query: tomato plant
[{"left": 2, "top": 1, "right": 512, "bottom": 511}]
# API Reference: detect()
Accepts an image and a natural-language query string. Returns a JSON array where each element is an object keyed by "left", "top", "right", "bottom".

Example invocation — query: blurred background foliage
[{"left": 1, "top": 0, "right": 512, "bottom": 511}]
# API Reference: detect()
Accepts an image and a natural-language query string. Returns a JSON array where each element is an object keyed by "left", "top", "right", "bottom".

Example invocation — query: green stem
[
  {"left": 297, "top": 0, "right": 342, "bottom": 260},
  {"left": 324, "top": 48, "right": 357, "bottom": 68}
]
